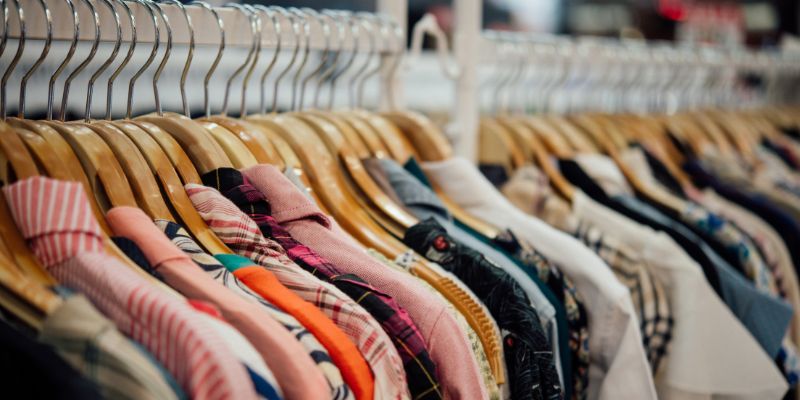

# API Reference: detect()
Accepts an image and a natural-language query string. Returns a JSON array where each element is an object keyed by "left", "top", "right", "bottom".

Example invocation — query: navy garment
[
  {"left": 684, "top": 159, "right": 800, "bottom": 275},
  {"left": 404, "top": 218, "right": 563, "bottom": 400},
  {"left": 0, "top": 319, "right": 103, "bottom": 399},
  {"left": 559, "top": 159, "right": 722, "bottom": 293},
  {"left": 559, "top": 159, "right": 792, "bottom": 358}
]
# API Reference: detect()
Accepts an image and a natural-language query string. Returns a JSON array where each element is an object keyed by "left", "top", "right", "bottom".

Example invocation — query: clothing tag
[{"left": 393, "top": 250, "right": 418, "bottom": 271}]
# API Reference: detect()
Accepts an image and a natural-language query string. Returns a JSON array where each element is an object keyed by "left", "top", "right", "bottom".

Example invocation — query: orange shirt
[{"left": 218, "top": 254, "right": 375, "bottom": 400}]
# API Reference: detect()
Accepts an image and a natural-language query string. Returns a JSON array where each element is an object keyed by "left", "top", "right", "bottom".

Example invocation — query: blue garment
[
  {"left": 684, "top": 159, "right": 800, "bottom": 274},
  {"left": 561, "top": 159, "right": 792, "bottom": 358},
  {"left": 247, "top": 366, "right": 283, "bottom": 400}
]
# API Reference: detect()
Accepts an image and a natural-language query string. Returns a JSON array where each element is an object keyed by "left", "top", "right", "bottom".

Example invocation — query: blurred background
[{"left": 238, "top": 0, "right": 799, "bottom": 48}]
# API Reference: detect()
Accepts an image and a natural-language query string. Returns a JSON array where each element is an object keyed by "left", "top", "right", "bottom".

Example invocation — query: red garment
[
  {"left": 3, "top": 177, "right": 256, "bottom": 400},
  {"left": 106, "top": 207, "right": 330, "bottom": 400}
]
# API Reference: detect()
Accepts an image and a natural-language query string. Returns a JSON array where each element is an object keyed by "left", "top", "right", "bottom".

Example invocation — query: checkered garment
[
  {"left": 185, "top": 183, "right": 412, "bottom": 400},
  {"left": 204, "top": 168, "right": 442, "bottom": 400},
  {"left": 573, "top": 221, "right": 672, "bottom": 373}
]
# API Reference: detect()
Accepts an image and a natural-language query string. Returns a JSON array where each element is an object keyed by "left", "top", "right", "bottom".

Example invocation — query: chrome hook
[
  {"left": 221, "top": 3, "right": 255, "bottom": 116},
  {"left": 313, "top": 10, "right": 345, "bottom": 110},
  {"left": 189, "top": 1, "right": 223, "bottom": 118},
  {"left": 149, "top": 1, "right": 172, "bottom": 116},
  {"left": 18, "top": 0, "right": 51, "bottom": 119},
  {"left": 85, "top": 0, "right": 121, "bottom": 121},
  {"left": 288, "top": 7, "right": 312, "bottom": 111},
  {"left": 160, "top": 0, "right": 194, "bottom": 117},
  {"left": 298, "top": 9, "right": 334, "bottom": 111},
  {"left": 106, "top": 0, "right": 136, "bottom": 120},
  {"left": 60, "top": 0, "right": 100, "bottom": 121},
  {"left": 254, "top": 5, "right": 279, "bottom": 114},
  {"left": 126, "top": 0, "right": 158, "bottom": 119},
  {"left": 326, "top": 12, "right": 359, "bottom": 110},
  {"left": 270, "top": 6, "right": 300, "bottom": 113}
]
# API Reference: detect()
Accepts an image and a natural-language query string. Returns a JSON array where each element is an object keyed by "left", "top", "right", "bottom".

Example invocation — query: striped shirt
[
  {"left": 3, "top": 177, "right": 256, "bottom": 400},
  {"left": 185, "top": 183, "right": 411, "bottom": 400},
  {"left": 105, "top": 206, "right": 330, "bottom": 400}
]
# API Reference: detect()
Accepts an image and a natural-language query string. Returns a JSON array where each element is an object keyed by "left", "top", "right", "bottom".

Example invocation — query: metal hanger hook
[
  {"left": 298, "top": 9, "right": 333, "bottom": 111},
  {"left": 160, "top": 0, "right": 194, "bottom": 117},
  {"left": 60, "top": 0, "right": 100, "bottom": 121},
  {"left": 189, "top": 1, "right": 223, "bottom": 118},
  {"left": 221, "top": 3, "right": 255, "bottom": 116},
  {"left": 313, "top": 10, "right": 345, "bottom": 110},
  {"left": 106, "top": 0, "right": 135, "bottom": 120},
  {"left": 126, "top": 0, "right": 158, "bottom": 119},
  {"left": 85, "top": 0, "right": 121, "bottom": 121},
  {"left": 270, "top": 6, "right": 300, "bottom": 113},
  {"left": 254, "top": 5, "right": 279, "bottom": 114},
  {"left": 347, "top": 12, "right": 376, "bottom": 109},
  {"left": 17, "top": 0, "right": 51, "bottom": 119},
  {"left": 327, "top": 11, "right": 360, "bottom": 110}
]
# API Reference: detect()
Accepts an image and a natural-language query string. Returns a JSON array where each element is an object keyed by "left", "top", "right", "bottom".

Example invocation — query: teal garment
[
  {"left": 214, "top": 253, "right": 255, "bottom": 272},
  {"left": 398, "top": 157, "right": 574, "bottom": 400}
]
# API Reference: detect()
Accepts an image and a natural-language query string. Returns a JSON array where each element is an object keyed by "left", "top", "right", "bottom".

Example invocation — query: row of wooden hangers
[
  {"left": 474, "top": 33, "right": 800, "bottom": 224},
  {"left": 0, "top": 0, "right": 509, "bottom": 383}
]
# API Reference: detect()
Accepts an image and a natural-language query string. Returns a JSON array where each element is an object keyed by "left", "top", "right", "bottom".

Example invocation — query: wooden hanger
[
  {"left": 0, "top": 249, "right": 62, "bottom": 329},
  {"left": 138, "top": 114, "right": 234, "bottom": 174},
  {"left": 0, "top": 124, "right": 56, "bottom": 287},
  {"left": 542, "top": 115, "right": 598, "bottom": 153},
  {"left": 81, "top": 122, "right": 174, "bottom": 220},
  {"left": 195, "top": 120, "right": 259, "bottom": 169},
  {"left": 479, "top": 118, "right": 527, "bottom": 170},
  {"left": 496, "top": 117, "right": 575, "bottom": 201},
  {"left": 201, "top": 117, "right": 282, "bottom": 166},
  {"left": 0, "top": 122, "right": 39, "bottom": 180},
  {"left": 249, "top": 113, "right": 408, "bottom": 256},
  {"left": 381, "top": 111, "right": 453, "bottom": 161},
  {"left": 379, "top": 111, "right": 502, "bottom": 238},
  {"left": 347, "top": 110, "right": 420, "bottom": 162},
  {"left": 290, "top": 111, "right": 418, "bottom": 234},
  {"left": 519, "top": 116, "right": 575, "bottom": 158}
]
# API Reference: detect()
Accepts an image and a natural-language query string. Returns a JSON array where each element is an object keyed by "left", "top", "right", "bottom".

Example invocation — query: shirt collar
[
  {"left": 378, "top": 158, "right": 452, "bottom": 221},
  {"left": 201, "top": 168, "right": 272, "bottom": 216},
  {"left": 573, "top": 153, "right": 633, "bottom": 196},
  {"left": 241, "top": 164, "right": 331, "bottom": 229},
  {"left": 420, "top": 157, "right": 509, "bottom": 208},
  {"left": 3, "top": 177, "right": 104, "bottom": 267}
]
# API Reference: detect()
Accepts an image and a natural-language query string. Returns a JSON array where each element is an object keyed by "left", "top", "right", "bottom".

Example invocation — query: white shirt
[
  {"left": 421, "top": 157, "right": 657, "bottom": 400},
  {"left": 569, "top": 153, "right": 788, "bottom": 400}
]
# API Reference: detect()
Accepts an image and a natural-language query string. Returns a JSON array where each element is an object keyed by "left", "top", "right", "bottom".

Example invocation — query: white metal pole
[{"left": 451, "top": 0, "right": 482, "bottom": 160}]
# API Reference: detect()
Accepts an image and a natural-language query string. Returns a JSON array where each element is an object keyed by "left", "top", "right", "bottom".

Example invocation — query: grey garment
[
  {"left": 377, "top": 158, "right": 563, "bottom": 380},
  {"left": 284, "top": 167, "right": 316, "bottom": 202},
  {"left": 615, "top": 195, "right": 794, "bottom": 358},
  {"left": 40, "top": 294, "right": 181, "bottom": 400}
]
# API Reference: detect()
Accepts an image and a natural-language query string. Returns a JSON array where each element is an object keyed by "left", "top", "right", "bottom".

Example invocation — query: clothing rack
[
  {"left": 1, "top": 0, "right": 408, "bottom": 116},
  {"left": 431, "top": 0, "right": 800, "bottom": 160}
]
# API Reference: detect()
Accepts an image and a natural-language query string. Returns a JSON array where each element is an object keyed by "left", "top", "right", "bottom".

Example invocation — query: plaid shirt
[
  {"left": 154, "top": 220, "right": 351, "bottom": 400},
  {"left": 204, "top": 168, "right": 441, "bottom": 400},
  {"left": 573, "top": 222, "right": 672, "bottom": 373},
  {"left": 493, "top": 230, "right": 590, "bottom": 400},
  {"left": 185, "top": 183, "right": 412, "bottom": 400}
]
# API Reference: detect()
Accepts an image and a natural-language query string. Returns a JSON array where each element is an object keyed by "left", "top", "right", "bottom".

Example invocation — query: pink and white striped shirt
[{"left": 3, "top": 177, "right": 257, "bottom": 400}]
